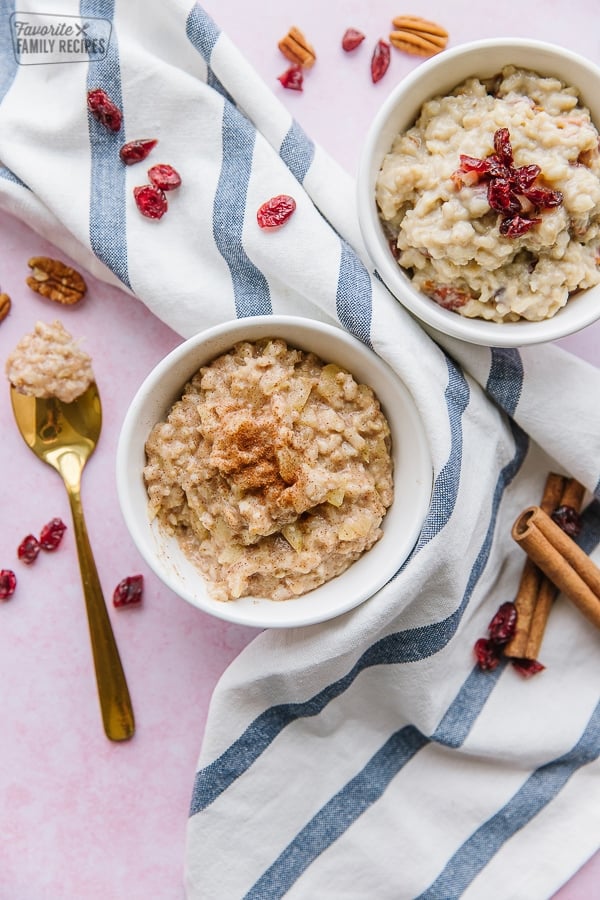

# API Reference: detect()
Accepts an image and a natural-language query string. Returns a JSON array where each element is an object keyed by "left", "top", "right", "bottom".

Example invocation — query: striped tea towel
[{"left": 1, "top": 3, "right": 600, "bottom": 898}]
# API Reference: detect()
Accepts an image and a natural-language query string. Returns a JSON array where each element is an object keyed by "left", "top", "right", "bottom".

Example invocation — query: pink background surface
[{"left": 1, "top": 1, "right": 600, "bottom": 897}]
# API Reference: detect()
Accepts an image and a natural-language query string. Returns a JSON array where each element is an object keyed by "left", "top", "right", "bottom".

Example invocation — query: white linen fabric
[{"left": 1, "top": 2, "right": 600, "bottom": 898}]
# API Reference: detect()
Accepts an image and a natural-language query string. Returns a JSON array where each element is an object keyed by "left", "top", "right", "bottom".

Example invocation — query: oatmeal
[
  {"left": 144, "top": 338, "right": 394, "bottom": 602},
  {"left": 6, "top": 320, "right": 94, "bottom": 403},
  {"left": 376, "top": 66, "right": 600, "bottom": 322}
]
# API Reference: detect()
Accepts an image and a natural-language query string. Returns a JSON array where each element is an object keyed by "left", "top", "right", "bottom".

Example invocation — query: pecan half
[
  {"left": 0, "top": 292, "right": 11, "bottom": 323},
  {"left": 390, "top": 15, "right": 448, "bottom": 56},
  {"left": 278, "top": 26, "right": 316, "bottom": 68},
  {"left": 26, "top": 257, "right": 87, "bottom": 305}
]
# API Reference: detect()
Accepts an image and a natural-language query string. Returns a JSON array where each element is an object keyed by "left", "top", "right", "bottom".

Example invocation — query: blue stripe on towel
[
  {"left": 0, "top": 165, "right": 28, "bottom": 189},
  {"left": 412, "top": 358, "right": 469, "bottom": 552},
  {"left": 186, "top": 5, "right": 271, "bottom": 316},
  {"left": 214, "top": 103, "right": 271, "bottom": 317},
  {"left": 336, "top": 240, "right": 373, "bottom": 347},
  {"left": 486, "top": 348, "right": 524, "bottom": 416},
  {"left": 189, "top": 422, "right": 528, "bottom": 817},
  {"left": 279, "top": 120, "right": 315, "bottom": 184},
  {"left": 81, "top": 0, "right": 130, "bottom": 288},
  {"left": 579, "top": 499, "right": 600, "bottom": 551},
  {"left": 185, "top": 3, "right": 220, "bottom": 59},
  {"left": 418, "top": 699, "right": 600, "bottom": 900},
  {"left": 185, "top": 5, "right": 234, "bottom": 101}
]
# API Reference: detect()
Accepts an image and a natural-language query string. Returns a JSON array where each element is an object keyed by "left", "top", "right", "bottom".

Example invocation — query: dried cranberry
[
  {"left": 521, "top": 186, "right": 563, "bottom": 210},
  {"left": 487, "top": 179, "right": 522, "bottom": 215},
  {"left": 459, "top": 154, "right": 493, "bottom": 177},
  {"left": 119, "top": 138, "right": 158, "bottom": 165},
  {"left": 499, "top": 215, "right": 541, "bottom": 238},
  {"left": 459, "top": 153, "right": 490, "bottom": 175},
  {"left": 148, "top": 164, "right": 182, "bottom": 191},
  {"left": 474, "top": 638, "right": 502, "bottom": 671},
  {"left": 512, "top": 164, "right": 541, "bottom": 191},
  {"left": 493, "top": 127, "right": 513, "bottom": 166},
  {"left": 512, "top": 658, "right": 546, "bottom": 678},
  {"left": 133, "top": 184, "right": 168, "bottom": 220},
  {"left": 113, "top": 574, "right": 144, "bottom": 608},
  {"left": 256, "top": 194, "right": 297, "bottom": 229},
  {"left": 486, "top": 155, "right": 511, "bottom": 180},
  {"left": 342, "top": 28, "right": 365, "bottom": 51},
  {"left": 18, "top": 535, "right": 41, "bottom": 565},
  {"left": 428, "top": 284, "right": 469, "bottom": 311},
  {"left": 0, "top": 569, "right": 17, "bottom": 600},
  {"left": 278, "top": 65, "right": 304, "bottom": 92},
  {"left": 87, "top": 88, "right": 122, "bottom": 132},
  {"left": 551, "top": 504, "right": 583, "bottom": 538},
  {"left": 370, "top": 39, "right": 390, "bottom": 84},
  {"left": 488, "top": 601, "right": 518, "bottom": 645},
  {"left": 39, "top": 518, "right": 67, "bottom": 551}
]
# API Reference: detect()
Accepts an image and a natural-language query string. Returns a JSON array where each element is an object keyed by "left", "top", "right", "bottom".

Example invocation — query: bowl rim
[
  {"left": 116, "top": 314, "right": 433, "bottom": 628},
  {"left": 357, "top": 37, "right": 600, "bottom": 348}
]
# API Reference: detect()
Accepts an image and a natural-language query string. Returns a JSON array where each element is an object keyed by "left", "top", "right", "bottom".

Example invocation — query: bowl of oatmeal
[
  {"left": 116, "top": 316, "right": 432, "bottom": 628},
  {"left": 357, "top": 39, "right": 600, "bottom": 346}
]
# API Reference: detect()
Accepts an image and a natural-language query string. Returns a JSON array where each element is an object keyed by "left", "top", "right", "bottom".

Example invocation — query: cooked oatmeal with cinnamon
[
  {"left": 143, "top": 338, "right": 394, "bottom": 602},
  {"left": 5, "top": 320, "right": 94, "bottom": 403},
  {"left": 376, "top": 66, "right": 600, "bottom": 322}
]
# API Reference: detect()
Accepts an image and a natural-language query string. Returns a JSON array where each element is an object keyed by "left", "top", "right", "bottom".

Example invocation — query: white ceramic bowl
[
  {"left": 116, "top": 316, "right": 432, "bottom": 629},
  {"left": 357, "top": 39, "right": 600, "bottom": 347}
]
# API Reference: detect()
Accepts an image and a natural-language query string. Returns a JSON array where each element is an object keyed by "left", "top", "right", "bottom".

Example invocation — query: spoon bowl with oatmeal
[{"left": 357, "top": 38, "right": 600, "bottom": 347}]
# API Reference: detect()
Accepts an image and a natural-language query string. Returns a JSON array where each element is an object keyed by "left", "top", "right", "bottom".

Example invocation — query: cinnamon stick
[
  {"left": 512, "top": 505, "right": 600, "bottom": 630},
  {"left": 519, "top": 478, "right": 588, "bottom": 659},
  {"left": 504, "top": 472, "right": 566, "bottom": 659}
]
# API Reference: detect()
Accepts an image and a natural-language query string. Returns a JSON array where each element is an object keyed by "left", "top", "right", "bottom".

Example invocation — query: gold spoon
[{"left": 10, "top": 382, "right": 135, "bottom": 742}]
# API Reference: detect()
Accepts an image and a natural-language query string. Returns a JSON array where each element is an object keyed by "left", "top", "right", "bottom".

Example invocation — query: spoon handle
[{"left": 66, "top": 482, "right": 135, "bottom": 742}]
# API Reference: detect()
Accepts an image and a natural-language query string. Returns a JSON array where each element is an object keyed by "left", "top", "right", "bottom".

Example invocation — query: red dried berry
[
  {"left": 512, "top": 164, "right": 541, "bottom": 191},
  {"left": 342, "top": 28, "right": 366, "bottom": 52},
  {"left": 428, "top": 284, "right": 469, "bottom": 311},
  {"left": 147, "top": 163, "right": 182, "bottom": 191},
  {"left": 119, "top": 138, "right": 158, "bottom": 165},
  {"left": 278, "top": 65, "right": 304, "bottom": 92},
  {"left": 256, "top": 194, "right": 297, "bottom": 229},
  {"left": 512, "top": 658, "right": 546, "bottom": 678},
  {"left": 459, "top": 155, "right": 493, "bottom": 177},
  {"left": 0, "top": 569, "right": 17, "bottom": 600},
  {"left": 87, "top": 88, "right": 122, "bottom": 132},
  {"left": 113, "top": 574, "right": 144, "bottom": 608},
  {"left": 551, "top": 504, "right": 583, "bottom": 538},
  {"left": 499, "top": 215, "right": 541, "bottom": 238},
  {"left": 474, "top": 637, "right": 502, "bottom": 672},
  {"left": 133, "top": 184, "right": 168, "bottom": 220},
  {"left": 488, "top": 601, "right": 518, "bottom": 645},
  {"left": 39, "top": 518, "right": 67, "bottom": 551},
  {"left": 487, "top": 178, "right": 522, "bottom": 215},
  {"left": 493, "top": 127, "right": 514, "bottom": 167},
  {"left": 521, "top": 186, "right": 563, "bottom": 210},
  {"left": 371, "top": 39, "right": 390, "bottom": 84},
  {"left": 18, "top": 535, "right": 41, "bottom": 565}
]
